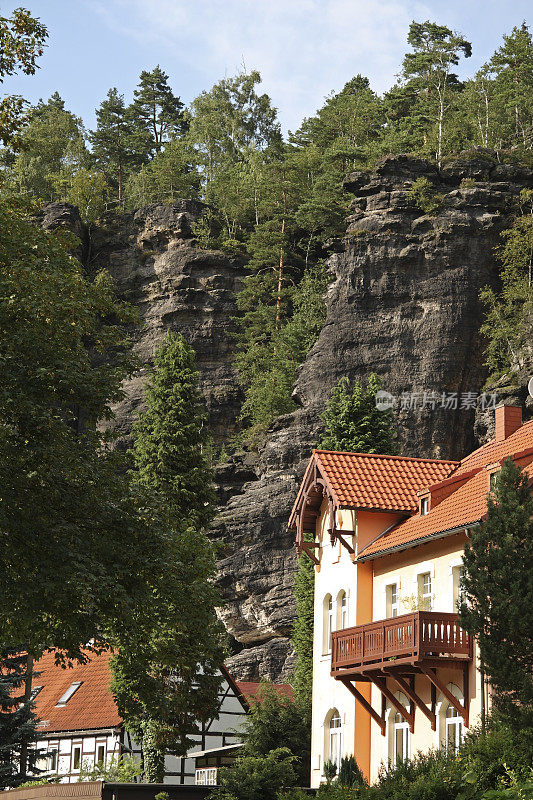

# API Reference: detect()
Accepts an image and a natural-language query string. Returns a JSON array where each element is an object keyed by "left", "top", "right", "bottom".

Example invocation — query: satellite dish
[{"left": 529, "top": 376, "right": 533, "bottom": 399}]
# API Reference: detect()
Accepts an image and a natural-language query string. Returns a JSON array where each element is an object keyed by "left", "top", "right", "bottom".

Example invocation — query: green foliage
[
  {"left": 77, "top": 755, "right": 143, "bottom": 783},
  {"left": 0, "top": 651, "right": 38, "bottom": 788},
  {"left": 337, "top": 756, "right": 366, "bottom": 789},
  {"left": 112, "top": 331, "right": 222, "bottom": 778},
  {"left": 291, "top": 536, "right": 314, "bottom": 709},
  {"left": 212, "top": 748, "right": 297, "bottom": 800},
  {"left": 481, "top": 189, "right": 533, "bottom": 379},
  {"left": 0, "top": 7, "right": 48, "bottom": 148},
  {"left": 126, "top": 139, "right": 200, "bottom": 208},
  {"left": 131, "top": 331, "right": 216, "bottom": 528},
  {"left": 408, "top": 177, "right": 444, "bottom": 215},
  {"left": 320, "top": 374, "right": 397, "bottom": 454},
  {"left": 0, "top": 192, "right": 155, "bottom": 658},
  {"left": 459, "top": 458, "right": 533, "bottom": 724},
  {"left": 323, "top": 760, "right": 338, "bottom": 783},
  {"left": 129, "top": 65, "right": 185, "bottom": 156},
  {"left": 58, "top": 167, "right": 108, "bottom": 223},
  {"left": 240, "top": 683, "right": 310, "bottom": 787}
]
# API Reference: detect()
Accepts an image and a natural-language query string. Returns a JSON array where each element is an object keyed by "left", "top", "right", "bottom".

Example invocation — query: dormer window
[
  {"left": 420, "top": 497, "right": 429, "bottom": 516},
  {"left": 489, "top": 471, "right": 499, "bottom": 491},
  {"left": 55, "top": 681, "right": 82, "bottom": 707}
]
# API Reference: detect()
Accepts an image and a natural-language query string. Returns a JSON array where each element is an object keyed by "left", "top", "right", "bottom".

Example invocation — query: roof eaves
[{"left": 357, "top": 521, "right": 481, "bottom": 562}]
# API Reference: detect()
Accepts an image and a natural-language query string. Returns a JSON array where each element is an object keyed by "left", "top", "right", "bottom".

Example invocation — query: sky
[{"left": 3, "top": 1, "right": 531, "bottom": 135}]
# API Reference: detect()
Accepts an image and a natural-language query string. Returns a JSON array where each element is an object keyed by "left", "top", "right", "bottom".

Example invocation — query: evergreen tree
[
  {"left": 130, "top": 66, "right": 185, "bottom": 156},
  {"left": 0, "top": 651, "right": 38, "bottom": 788},
  {"left": 488, "top": 23, "right": 533, "bottom": 151},
  {"left": 126, "top": 138, "right": 200, "bottom": 208},
  {"left": 459, "top": 457, "right": 533, "bottom": 725},
  {"left": 112, "top": 331, "right": 222, "bottom": 781},
  {"left": 90, "top": 88, "right": 149, "bottom": 202},
  {"left": 131, "top": 331, "right": 216, "bottom": 528},
  {"left": 320, "top": 374, "right": 397, "bottom": 453},
  {"left": 400, "top": 21, "right": 472, "bottom": 165}
]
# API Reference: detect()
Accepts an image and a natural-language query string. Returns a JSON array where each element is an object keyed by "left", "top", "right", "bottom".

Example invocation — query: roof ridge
[
  {"left": 314, "top": 449, "right": 458, "bottom": 465},
  {"left": 457, "top": 417, "right": 533, "bottom": 466}
]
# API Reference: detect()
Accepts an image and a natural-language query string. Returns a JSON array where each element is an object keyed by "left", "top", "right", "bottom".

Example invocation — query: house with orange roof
[
  {"left": 28, "top": 651, "right": 252, "bottom": 786},
  {"left": 289, "top": 404, "right": 532, "bottom": 787}
]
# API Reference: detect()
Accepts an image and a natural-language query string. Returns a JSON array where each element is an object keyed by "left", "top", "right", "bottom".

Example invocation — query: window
[
  {"left": 55, "top": 682, "right": 82, "bottom": 706},
  {"left": 420, "top": 496, "right": 429, "bottom": 516},
  {"left": 489, "top": 471, "right": 499, "bottom": 491},
  {"left": 452, "top": 565, "right": 465, "bottom": 611},
  {"left": 196, "top": 767, "right": 218, "bottom": 785},
  {"left": 327, "top": 710, "right": 343, "bottom": 768},
  {"left": 96, "top": 744, "right": 105, "bottom": 766},
  {"left": 337, "top": 591, "right": 348, "bottom": 630},
  {"left": 386, "top": 584, "right": 399, "bottom": 618},
  {"left": 48, "top": 749, "right": 57, "bottom": 772},
  {"left": 323, "top": 595, "right": 333, "bottom": 654},
  {"left": 393, "top": 711, "right": 409, "bottom": 763},
  {"left": 30, "top": 686, "right": 43, "bottom": 701},
  {"left": 72, "top": 746, "right": 81, "bottom": 771},
  {"left": 418, "top": 572, "right": 432, "bottom": 610},
  {"left": 446, "top": 706, "right": 463, "bottom": 755}
]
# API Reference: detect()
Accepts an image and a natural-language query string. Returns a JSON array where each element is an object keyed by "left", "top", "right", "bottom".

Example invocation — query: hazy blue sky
[{"left": 3, "top": 1, "right": 531, "bottom": 134}]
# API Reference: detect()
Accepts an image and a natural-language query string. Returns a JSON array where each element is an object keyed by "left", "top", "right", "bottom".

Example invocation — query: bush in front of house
[{"left": 211, "top": 747, "right": 298, "bottom": 800}]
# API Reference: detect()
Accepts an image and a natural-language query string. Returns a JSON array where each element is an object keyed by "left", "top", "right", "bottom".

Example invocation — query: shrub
[
  {"left": 210, "top": 748, "right": 297, "bottom": 800},
  {"left": 337, "top": 756, "right": 366, "bottom": 788},
  {"left": 408, "top": 177, "right": 444, "bottom": 215}
]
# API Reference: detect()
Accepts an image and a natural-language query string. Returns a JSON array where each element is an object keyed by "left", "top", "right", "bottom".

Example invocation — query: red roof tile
[
  {"left": 314, "top": 451, "right": 457, "bottom": 512},
  {"left": 236, "top": 682, "right": 294, "bottom": 705},
  {"left": 359, "top": 421, "right": 533, "bottom": 559},
  {"left": 32, "top": 650, "right": 121, "bottom": 733}
]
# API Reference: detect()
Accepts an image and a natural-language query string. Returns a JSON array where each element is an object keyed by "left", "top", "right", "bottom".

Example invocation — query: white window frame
[
  {"left": 393, "top": 711, "right": 409, "bottom": 763},
  {"left": 420, "top": 496, "right": 429, "bottom": 516},
  {"left": 326, "top": 710, "right": 343, "bottom": 769},
  {"left": 337, "top": 590, "right": 348, "bottom": 630},
  {"left": 386, "top": 583, "right": 399, "bottom": 618},
  {"left": 445, "top": 705, "right": 464, "bottom": 755},
  {"left": 414, "top": 562, "right": 435, "bottom": 610},
  {"left": 72, "top": 745, "right": 82, "bottom": 772},
  {"left": 55, "top": 682, "right": 82, "bottom": 707},
  {"left": 195, "top": 767, "right": 218, "bottom": 785},
  {"left": 323, "top": 595, "right": 333, "bottom": 655},
  {"left": 96, "top": 743, "right": 106, "bottom": 766}
]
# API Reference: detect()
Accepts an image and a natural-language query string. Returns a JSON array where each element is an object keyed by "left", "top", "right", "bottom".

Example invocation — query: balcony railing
[{"left": 331, "top": 611, "right": 472, "bottom": 675}]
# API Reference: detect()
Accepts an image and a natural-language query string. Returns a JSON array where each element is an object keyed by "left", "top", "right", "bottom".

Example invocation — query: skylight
[{"left": 55, "top": 681, "right": 82, "bottom": 706}]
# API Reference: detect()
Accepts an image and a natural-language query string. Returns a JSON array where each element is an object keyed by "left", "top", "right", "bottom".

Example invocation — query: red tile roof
[
  {"left": 313, "top": 450, "right": 457, "bottom": 512},
  {"left": 32, "top": 650, "right": 121, "bottom": 733},
  {"left": 359, "top": 419, "right": 533, "bottom": 559},
  {"left": 236, "top": 682, "right": 294, "bottom": 705}
]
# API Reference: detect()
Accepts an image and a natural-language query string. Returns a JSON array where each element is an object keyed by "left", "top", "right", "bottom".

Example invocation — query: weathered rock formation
[{"left": 40, "top": 152, "right": 532, "bottom": 682}]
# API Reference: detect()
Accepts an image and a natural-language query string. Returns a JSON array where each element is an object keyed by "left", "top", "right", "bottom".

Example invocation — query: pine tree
[
  {"left": 320, "top": 374, "right": 397, "bottom": 453},
  {"left": 459, "top": 457, "right": 533, "bottom": 725},
  {"left": 132, "top": 332, "right": 215, "bottom": 527},
  {"left": 0, "top": 651, "right": 38, "bottom": 788},
  {"left": 129, "top": 66, "right": 185, "bottom": 157},
  {"left": 90, "top": 88, "right": 149, "bottom": 202},
  {"left": 113, "top": 331, "right": 222, "bottom": 781},
  {"left": 488, "top": 23, "right": 533, "bottom": 151}
]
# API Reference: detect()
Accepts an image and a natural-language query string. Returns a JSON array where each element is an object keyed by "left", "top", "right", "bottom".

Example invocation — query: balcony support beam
[
  {"left": 370, "top": 676, "right": 414, "bottom": 733},
  {"left": 384, "top": 671, "right": 436, "bottom": 731},
  {"left": 300, "top": 543, "right": 320, "bottom": 565},
  {"left": 419, "top": 666, "right": 469, "bottom": 726},
  {"left": 339, "top": 678, "right": 386, "bottom": 736}
]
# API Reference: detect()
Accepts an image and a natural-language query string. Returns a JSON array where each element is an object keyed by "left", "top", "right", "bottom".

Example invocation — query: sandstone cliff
[{"left": 40, "top": 152, "right": 533, "bottom": 682}]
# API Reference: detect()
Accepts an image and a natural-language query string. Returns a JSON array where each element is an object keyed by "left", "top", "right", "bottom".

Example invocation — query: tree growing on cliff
[
  {"left": 320, "top": 374, "right": 397, "bottom": 454},
  {"left": 459, "top": 458, "right": 533, "bottom": 725},
  {"left": 129, "top": 66, "right": 185, "bottom": 156},
  {"left": 112, "top": 332, "right": 222, "bottom": 781},
  {"left": 90, "top": 88, "right": 149, "bottom": 202},
  {"left": 401, "top": 21, "right": 472, "bottom": 165}
]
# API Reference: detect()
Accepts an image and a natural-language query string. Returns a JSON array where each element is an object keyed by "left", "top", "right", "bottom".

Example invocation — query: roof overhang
[{"left": 357, "top": 521, "right": 480, "bottom": 562}]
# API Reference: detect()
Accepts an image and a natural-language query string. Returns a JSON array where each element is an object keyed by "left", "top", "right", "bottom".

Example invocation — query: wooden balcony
[{"left": 331, "top": 611, "right": 473, "bottom": 678}]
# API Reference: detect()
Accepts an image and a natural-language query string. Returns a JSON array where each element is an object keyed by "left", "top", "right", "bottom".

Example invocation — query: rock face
[
  {"left": 87, "top": 201, "right": 245, "bottom": 444},
  {"left": 40, "top": 153, "right": 532, "bottom": 682},
  {"left": 213, "top": 152, "right": 533, "bottom": 680}
]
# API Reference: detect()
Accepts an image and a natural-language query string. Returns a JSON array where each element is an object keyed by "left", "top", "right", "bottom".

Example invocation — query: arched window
[
  {"left": 446, "top": 705, "right": 463, "bottom": 755},
  {"left": 336, "top": 590, "right": 348, "bottom": 630},
  {"left": 324, "top": 709, "right": 343, "bottom": 768},
  {"left": 394, "top": 710, "right": 409, "bottom": 763},
  {"left": 323, "top": 595, "right": 333, "bottom": 654}
]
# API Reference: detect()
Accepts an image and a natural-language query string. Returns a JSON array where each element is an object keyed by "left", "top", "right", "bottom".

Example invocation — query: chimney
[{"left": 494, "top": 404, "right": 522, "bottom": 442}]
